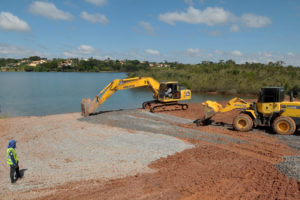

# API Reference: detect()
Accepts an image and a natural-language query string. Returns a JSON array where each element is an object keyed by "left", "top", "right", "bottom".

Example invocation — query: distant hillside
[{"left": 128, "top": 60, "right": 300, "bottom": 95}]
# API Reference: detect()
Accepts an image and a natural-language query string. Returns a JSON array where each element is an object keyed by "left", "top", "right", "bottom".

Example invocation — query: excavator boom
[{"left": 81, "top": 77, "right": 161, "bottom": 116}]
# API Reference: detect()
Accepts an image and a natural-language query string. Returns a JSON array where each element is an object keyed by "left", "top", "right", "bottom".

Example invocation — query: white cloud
[
  {"left": 241, "top": 14, "right": 272, "bottom": 28},
  {"left": 80, "top": 11, "right": 109, "bottom": 24},
  {"left": 263, "top": 52, "right": 272, "bottom": 57},
  {"left": 214, "top": 50, "right": 223, "bottom": 55},
  {"left": 288, "top": 52, "right": 295, "bottom": 56},
  {"left": 239, "top": 52, "right": 300, "bottom": 66},
  {"left": 230, "top": 24, "right": 239, "bottom": 32},
  {"left": 78, "top": 45, "right": 96, "bottom": 54},
  {"left": 187, "top": 48, "right": 201, "bottom": 54},
  {"left": 62, "top": 51, "right": 77, "bottom": 58},
  {"left": 186, "top": 48, "right": 202, "bottom": 56},
  {"left": 231, "top": 50, "right": 243, "bottom": 56},
  {"left": 63, "top": 45, "right": 97, "bottom": 57},
  {"left": 158, "top": 7, "right": 234, "bottom": 26},
  {"left": 145, "top": 49, "right": 160, "bottom": 55},
  {"left": 0, "top": 43, "right": 48, "bottom": 57},
  {"left": 29, "top": 1, "right": 73, "bottom": 21},
  {"left": 184, "top": 0, "right": 194, "bottom": 6},
  {"left": 0, "top": 12, "right": 31, "bottom": 32},
  {"left": 170, "top": 49, "right": 300, "bottom": 66},
  {"left": 158, "top": 7, "right": 272, "bottom": 30},
  {"left": 139, "top": 21, "right": 155, "bottom": 35},
  {"left": 85, "top": 0, "right": 108, "bottom": 6},
  {"left": 61, "top": 48, "right": 300, "bottom": 66}
]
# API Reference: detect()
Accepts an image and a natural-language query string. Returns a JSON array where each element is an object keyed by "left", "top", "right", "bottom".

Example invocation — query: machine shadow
[
  {"left": 89, "top": 110, "right": 122, "bottom": 116},
  {"left": 19, "top": 168, "right": 28, "bottom": 178},
  {"left": 211, "top": 121, "right": 300, "bottom": 136}
]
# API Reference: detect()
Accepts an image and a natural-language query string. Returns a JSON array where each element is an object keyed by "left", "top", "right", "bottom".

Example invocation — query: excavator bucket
[{"left": 81, "top": 98, "right": 98, "bottom": 117}]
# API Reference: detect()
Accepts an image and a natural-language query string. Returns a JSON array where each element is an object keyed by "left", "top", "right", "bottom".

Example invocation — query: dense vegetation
[
  {"left": 1, "top": 57, "right": 299, "bottom": 95},
  {"left": 128, "top": 60, "right": 300, "bottom": 95},
  {"left": 0, "top": 57, "right": 149, "bottom": 72}
]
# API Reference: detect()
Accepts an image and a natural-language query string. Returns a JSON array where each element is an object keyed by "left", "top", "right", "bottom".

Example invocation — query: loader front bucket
[
  {"left": 81, "top": 98, "right": 98, "bottom": 117},
  {"left": 194, "top": 103, "right": 218, "bottom": 126},
  {"left": 203, "top": 104, "right": 217, "bottom": 119}
]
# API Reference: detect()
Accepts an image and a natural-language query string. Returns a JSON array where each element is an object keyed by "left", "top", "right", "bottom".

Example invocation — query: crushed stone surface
[
  {"left": 277, "top": 156, "right": 300, "bottom": 180},
  {"left": 0, "top": 112, "right": 193, "bottom": 199},
  {"left": 81, "top": 109, "right": 244, "bottom": 145}
]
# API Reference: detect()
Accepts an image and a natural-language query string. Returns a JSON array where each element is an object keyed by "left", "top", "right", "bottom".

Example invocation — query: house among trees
[
  {"left": 28, "top": 59, "right": 47, "bottom": 67},
  {"left": 58, "top": 60, "right": 73, "bottom": 68}
]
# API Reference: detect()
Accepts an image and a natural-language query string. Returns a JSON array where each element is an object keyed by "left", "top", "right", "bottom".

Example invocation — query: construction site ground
[{"left": 0, "top": 102, "right": 299, "bottom": 200}]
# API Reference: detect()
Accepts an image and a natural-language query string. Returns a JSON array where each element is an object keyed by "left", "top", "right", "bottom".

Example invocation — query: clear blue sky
[{"left": 0, "top": 0, "right": 300, "bottom": 66}]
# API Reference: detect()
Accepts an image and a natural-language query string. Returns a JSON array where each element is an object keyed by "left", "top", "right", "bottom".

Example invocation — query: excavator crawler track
[{"left": 142, "top": 101, "right": 188, "bottom": 113}]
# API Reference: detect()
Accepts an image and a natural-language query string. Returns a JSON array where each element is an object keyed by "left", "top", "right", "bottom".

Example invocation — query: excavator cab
[{"left": 158, "top": 82, "right": 180, "bottom": 99}]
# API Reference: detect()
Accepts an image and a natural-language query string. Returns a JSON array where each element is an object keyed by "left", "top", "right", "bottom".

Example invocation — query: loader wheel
[
  {"left": 233, "top": 114, "right": 253, "bottom": 132},
  {"left": 272, "top": 116, "right": 296, "bottom": 135}
]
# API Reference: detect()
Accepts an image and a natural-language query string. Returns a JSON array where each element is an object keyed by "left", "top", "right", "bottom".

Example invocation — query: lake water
[{"left": 0, "top": 72, "right": 235, "bottom": 117}]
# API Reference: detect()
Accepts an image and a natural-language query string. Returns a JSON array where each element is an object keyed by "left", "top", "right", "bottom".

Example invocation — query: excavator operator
[{"left": 165, "top": 87, "right": 172, "bottom": 98}]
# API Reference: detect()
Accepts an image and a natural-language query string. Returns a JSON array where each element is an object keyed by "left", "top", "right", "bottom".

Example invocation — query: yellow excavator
[
  {"left": 81, "top": 77, "right": 191, "bottom": 116},
  {"left": 195, "top": 87, "right": 300, "bottom": 135}
]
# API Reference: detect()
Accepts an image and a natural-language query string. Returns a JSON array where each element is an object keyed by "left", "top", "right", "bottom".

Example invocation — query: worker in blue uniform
[{"left": 7, "top": 139, "right": 22, "bottom": 184}]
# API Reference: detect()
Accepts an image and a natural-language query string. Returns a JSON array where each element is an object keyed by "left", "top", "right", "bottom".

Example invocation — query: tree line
[
  {"left": 0, "top": 57, "right": 150, "bottom": 72},
  {"left": 128, "top": 60, "right": 300, "bottom": 95}
]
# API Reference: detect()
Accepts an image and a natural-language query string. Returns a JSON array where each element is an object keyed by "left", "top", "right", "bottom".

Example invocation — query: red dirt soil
[
  {"left": 36, "top": 142, "right": 300, "bottom": 200},
  {"left": 36, "top": 102, "right": 300, "bottom": 200}
]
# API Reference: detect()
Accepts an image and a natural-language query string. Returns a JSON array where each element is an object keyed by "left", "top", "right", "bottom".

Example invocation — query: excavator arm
[
  {"left": 81, "top": 77, "right": 160, "bottom": 116},
  {"left": 195, "top": 97, "right": 252, "bottom": 126}
]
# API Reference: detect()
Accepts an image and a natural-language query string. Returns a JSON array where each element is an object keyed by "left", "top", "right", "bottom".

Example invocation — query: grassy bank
[{"left": 128, "top": 62, "right": 300, "bottom": 95}]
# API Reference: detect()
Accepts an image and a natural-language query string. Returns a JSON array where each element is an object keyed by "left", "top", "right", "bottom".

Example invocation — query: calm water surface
[{"left": 0, "top": 72, "right": 235, "bottom": 117}]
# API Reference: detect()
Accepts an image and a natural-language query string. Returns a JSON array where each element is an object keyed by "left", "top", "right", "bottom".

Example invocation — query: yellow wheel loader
[
  {"left": 195, "top": 87, "right": 300, "bottom": 135},
  {"left": 81, "top": 77, "right": 191, "bottom": 116}
]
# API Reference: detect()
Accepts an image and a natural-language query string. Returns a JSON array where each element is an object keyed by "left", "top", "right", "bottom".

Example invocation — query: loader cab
[
  {"left": 257, "top": 87, "right": 284, "bottom": 114},
  {"left": 159, "top": 82, "right": 181, "bottom": 99},
  {"left": 258, "top": 87, "right": 285, "bottom": 103}
]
